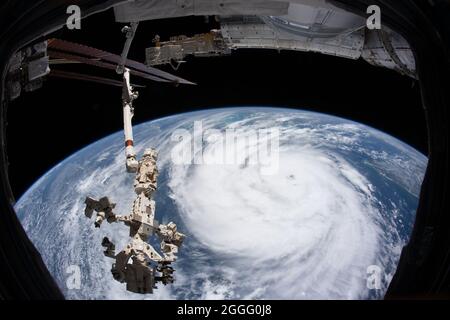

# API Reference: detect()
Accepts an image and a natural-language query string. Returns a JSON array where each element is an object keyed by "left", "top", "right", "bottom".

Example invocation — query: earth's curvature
[{"left": 15, "top": 107, "right": 427, "bottom": 299}]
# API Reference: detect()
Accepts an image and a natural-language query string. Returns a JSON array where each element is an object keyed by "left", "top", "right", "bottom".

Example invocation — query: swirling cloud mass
[{"left": 15, "top": 108, "right": 427, "bottom": 300}]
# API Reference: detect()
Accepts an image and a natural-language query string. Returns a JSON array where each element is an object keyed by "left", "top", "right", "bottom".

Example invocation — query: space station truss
[
  {"left": 132, "top": 0, "right": 416, "bottom": 78},
  {"left": 219, "top": 15, "right": 365, "bottom": 60}
]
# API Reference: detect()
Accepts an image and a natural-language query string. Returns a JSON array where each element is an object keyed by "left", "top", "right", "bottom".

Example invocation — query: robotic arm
[
  {"left": 84, "top": 196, "right": 119, "bottom": 228},
  {"left": 82, "top": 30, "right": 186, "bottom": 292},
  {"left": 122, "top": 68, "right": 139, "bottom": 173}
]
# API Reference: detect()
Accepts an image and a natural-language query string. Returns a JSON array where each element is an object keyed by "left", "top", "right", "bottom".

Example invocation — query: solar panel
[
  {"left": 48, "top": 38, "right": 195, "bottom": 85},
  {"left": 48, "top": 50, "right": 170, "bottom": 83},
  {"left": 49, "top": 70, "right": 145, "bottom": 88}
]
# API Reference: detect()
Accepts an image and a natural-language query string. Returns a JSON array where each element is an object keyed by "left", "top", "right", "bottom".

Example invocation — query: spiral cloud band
[
  {"left": 166, "top": 115, "right": 382, "bottom": 299},
  {"left": 15, "top": 108, "right": 427, "bottom": 300}
]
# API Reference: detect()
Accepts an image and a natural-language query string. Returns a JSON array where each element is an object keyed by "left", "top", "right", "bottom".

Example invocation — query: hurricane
[{"left": 15, "top": 107, "right": 427, "bottom": 299}]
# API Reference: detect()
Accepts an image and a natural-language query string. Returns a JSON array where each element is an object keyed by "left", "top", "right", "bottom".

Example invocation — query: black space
[{"left": 5, "top": 9, "right": 428, "bottom": 200}]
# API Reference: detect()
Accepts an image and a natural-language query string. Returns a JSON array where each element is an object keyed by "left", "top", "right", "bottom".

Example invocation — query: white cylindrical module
[
  {"left": 123, "top": 101, "right": 135, "bottom": 154},
  {"left": 123, "top": 103, "right": 138, "bottom": 172},
  {"left": 122, "top": 68, "right": 139, "bottom": 172}
]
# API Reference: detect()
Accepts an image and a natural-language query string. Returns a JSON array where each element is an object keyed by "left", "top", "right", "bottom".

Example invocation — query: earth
[{"left": 15, "top": 107, "right": 427, "bottom": 300}]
